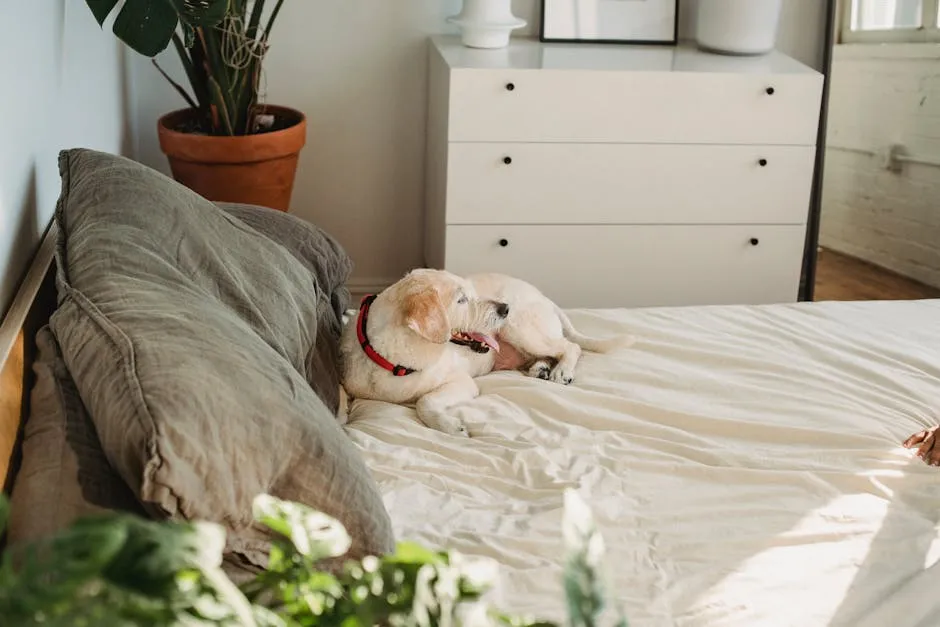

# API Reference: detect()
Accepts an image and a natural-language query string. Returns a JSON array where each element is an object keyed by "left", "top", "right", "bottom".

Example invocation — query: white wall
[
  {"left": 819, "top": 44, "right": 940, "bottom": 289},
  {"left": 0, "top": 1, "right": 129, "bottom": 315},
  {"left": 129, "top": 0, "right": 826, "bottom": 292}
]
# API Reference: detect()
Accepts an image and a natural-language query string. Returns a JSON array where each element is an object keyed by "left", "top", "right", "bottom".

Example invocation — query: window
[{"left": 841, "top": 0, "right": 940, "bottom": 42}]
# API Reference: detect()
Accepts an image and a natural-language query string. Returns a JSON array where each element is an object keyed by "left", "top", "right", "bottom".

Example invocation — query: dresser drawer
[
  {"left": 446, "top": 143, "right": 815, "bottom": 225},
  {"left": 443, "top": 224, "right": 805, "bottom": 308},
  {"left": 447, "top": 71, "right": 822, "bottom": 145}
]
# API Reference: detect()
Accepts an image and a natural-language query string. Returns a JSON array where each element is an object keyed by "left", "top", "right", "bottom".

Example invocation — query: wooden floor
[{"left": 814, "top": 249, "right": 940, "bottom": 301}]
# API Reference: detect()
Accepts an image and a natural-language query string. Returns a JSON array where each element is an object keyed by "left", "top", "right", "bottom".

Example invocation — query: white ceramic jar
[
  {"left": 447, "top": 0, "right": 526, "bottom": 49},
  {"left": 695, "top": 0, "right": 783, "bottom": 56}
]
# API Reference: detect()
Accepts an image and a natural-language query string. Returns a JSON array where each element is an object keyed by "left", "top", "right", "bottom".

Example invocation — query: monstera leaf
[{"left": 85, "top": 0, "right": 230, "bottom": 57}]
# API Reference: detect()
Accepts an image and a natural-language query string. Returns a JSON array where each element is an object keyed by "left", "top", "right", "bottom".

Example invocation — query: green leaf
[
  {"left": 85, "top": 0, "right": 120, "bottom": 26},
  {"left": 152, "top": 59, "right": 199, "bottom": 110},
  {"left": 560, "top": 489, "right": 629, "bottom": 627},
  {"left": 200, "top": 560, "right": 259, "bottom": 626},
  {"left": 171, "top": 33, "right": 208, "bottom": 109},
  {"left": 52, "top": 516, "right": 131, "bottom": 579},
  {"left": 200, "top": 26, "right": 239, "bottom": 135},
  {"left": 389, "top": 542, "right": 445, "bottom": 566},
  {"left": 307, "top": 571, "right": 344, "bottom": 596},
  {"left": 0, "top": 494, "right": 9, "bottom": 535},
  {"left": 96, "top": 517, "right": 226, "bottom": 599},
  {"left": 112, "top": 0, "right": 180, "bottom": 57},
  {"left": 208, "top": 76, "right": 234, "bottom": 135},
  {"left": 252, "top": 495, "right": 352, "bottom": 561},
  {"left": 182, "top": 22, "right": 196, "bottom": 48},
  {"left": 246, "top": 0, "right": 266, "bottom": 39},
  {"left": 170, "top": 0, "right": 232, "bottom": 27},
  {"left": 265, "top": 0, "right": 286, "bottom": 40},
  {"left": 84, "top": 0, "right": 230, "bottom": 58}
]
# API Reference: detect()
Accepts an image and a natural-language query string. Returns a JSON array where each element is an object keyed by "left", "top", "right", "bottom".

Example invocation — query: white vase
[
  {"left": 695, "top": 0, "right": 783, "bottom": 56},
  {"left": 447, "top": 0, "right": 526, "bottom": 49}
]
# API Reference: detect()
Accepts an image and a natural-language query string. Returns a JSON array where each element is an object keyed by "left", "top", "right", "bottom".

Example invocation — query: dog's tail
[{"left": 555, "top": 305, "right": 635, "bottom": 353}]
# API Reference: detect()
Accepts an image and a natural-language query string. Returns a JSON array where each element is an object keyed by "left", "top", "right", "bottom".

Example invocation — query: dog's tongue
[{"left": 468, "top": 332, "right": 499, "bottom": 352}]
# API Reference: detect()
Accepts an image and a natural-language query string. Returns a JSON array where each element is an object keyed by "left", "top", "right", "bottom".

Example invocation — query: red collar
[{"left": 356, "top": 294, "right": 417, "bottom": 377}]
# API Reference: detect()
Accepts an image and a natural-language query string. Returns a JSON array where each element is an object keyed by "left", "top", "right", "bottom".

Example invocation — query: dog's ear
[{"left": 403, "top": 288, "right": 450, "bottom": 344}]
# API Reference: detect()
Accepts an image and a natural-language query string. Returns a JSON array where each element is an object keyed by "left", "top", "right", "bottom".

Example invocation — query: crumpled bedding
[{"left": 345, "top": 299, "right": 940, "bottom": 627}]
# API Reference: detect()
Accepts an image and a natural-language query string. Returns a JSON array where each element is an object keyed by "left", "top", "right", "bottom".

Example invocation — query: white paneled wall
[
  {"left": 128, "top": 0, "right": 826, "bottom": 291},
  {"left": 820, "top": 44, "right": 940, "bottom": 290}
]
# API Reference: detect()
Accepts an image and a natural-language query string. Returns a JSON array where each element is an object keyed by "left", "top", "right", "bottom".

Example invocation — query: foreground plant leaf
[
  {"left": 253, "top": 494, "right": 352, "bottom": 562},
  {"left": 0, "top": 503, "right": 253, "bottom": 627},
  {"left": 562, "top": 490, "right": 628, "bottom": 627},
  {"left": 0, "top": 491, "right": 625, "bottom": 627}
]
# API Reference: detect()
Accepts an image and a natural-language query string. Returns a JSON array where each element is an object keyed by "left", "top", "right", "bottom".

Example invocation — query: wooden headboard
[{"left": 0, "top": 219, "right": 59, "bottom": 494}]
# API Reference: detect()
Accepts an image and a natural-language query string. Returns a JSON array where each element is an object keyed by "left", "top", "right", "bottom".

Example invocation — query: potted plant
[{"left": 85, "top": 0, "right": 304, "bottom": 212}]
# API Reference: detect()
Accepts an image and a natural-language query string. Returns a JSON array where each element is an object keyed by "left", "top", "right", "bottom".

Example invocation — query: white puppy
[{"left": 338, "top": 269, "right": 633, "bottom": 436}]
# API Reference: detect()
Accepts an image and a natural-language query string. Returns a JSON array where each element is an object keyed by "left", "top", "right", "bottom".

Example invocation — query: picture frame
[{"left": 539, "top": 0, "right": 679, "bottom": 45}]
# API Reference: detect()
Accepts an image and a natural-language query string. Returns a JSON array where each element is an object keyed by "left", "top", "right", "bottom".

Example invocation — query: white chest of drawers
[{"left": 423, "top": 36, "right": 823, "bottom": 308}]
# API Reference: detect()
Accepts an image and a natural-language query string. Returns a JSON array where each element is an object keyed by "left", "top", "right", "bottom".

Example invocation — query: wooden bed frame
[{"left": 0, "top": 219, "right": 59, "bottom": 496}]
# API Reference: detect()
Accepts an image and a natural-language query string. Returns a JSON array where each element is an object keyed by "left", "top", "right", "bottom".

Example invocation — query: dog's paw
[
  {"left": 418, "top": 410, "right": 469, "bottom": 438},
  {"left": 442, "top": 417, "right": 470, "bottom": 438},
  {"left": 549, "top": 364, "right": 574, "bottom": 386},
  {"left": 527, "top": 360, "right": 553, "bottom": 381}
]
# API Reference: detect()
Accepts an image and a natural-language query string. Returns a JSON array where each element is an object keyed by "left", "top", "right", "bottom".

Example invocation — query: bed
[
  {"left": 3, "top": 149, "right": 940, "bottom": 627},
  {"left": 345, "top": 301, "right": 940, "bottom": 626}
]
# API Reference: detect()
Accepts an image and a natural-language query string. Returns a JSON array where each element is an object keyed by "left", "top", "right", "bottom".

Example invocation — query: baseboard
[{"left": 345, "top": 277, "right": 395, "bottom": 300}]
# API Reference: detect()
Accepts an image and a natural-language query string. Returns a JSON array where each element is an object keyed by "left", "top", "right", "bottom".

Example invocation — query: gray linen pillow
[
  {"left": 6, "top": 327, "right": 282, "bottom": 584},
  {"left": 48, "top": 148, "right": 394, "bottom": 566},
  {"left": 7, "top": 326, "right": 145, "bottom": 548},
  {"left": 215, "top": 202, "right": 352, "bottom": 413}
]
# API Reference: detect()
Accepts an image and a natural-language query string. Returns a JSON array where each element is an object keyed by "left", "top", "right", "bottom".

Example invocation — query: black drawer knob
[
  {"left": 503, "top": 156, "right": 512, "bottom": 165},
  {"left": 765, "top": 86, "right": 775, "bottom": 95},
  {"left": 505, "top": 82, "right": 515, "bottom": 91},
  {"left": 498, "top": 238, "right": 509, "bottom": 247},
  {"left": 750, "top": 238, "right": 760, "bottom": 246},
  {"left": 759, "top": 158, "right": 768, "bottom": 167}
]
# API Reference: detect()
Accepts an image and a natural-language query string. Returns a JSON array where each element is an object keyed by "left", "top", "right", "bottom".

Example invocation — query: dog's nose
[{"left": 496, "top": 302, "right": 510, "bottom": 318}]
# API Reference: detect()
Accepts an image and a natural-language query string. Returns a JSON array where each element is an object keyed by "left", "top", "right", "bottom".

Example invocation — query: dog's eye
[{"left": 457, "top": 295, "right": 468, "bottom": 304}]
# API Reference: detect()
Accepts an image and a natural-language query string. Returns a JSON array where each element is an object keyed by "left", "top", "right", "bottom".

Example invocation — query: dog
[{"left": 338, "top": 269, "right": 633, "bottom": 436}]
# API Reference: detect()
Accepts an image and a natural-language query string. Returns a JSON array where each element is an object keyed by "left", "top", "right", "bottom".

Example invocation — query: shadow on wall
[
  {"left": 119, "top": 45, "right": 136, "bottom": 160},
  {"left": 0, "top": 0, "right": 128, "bottom": 317},
  {"left": 0, "top": 167, "right": 40, "bottom": 321}
]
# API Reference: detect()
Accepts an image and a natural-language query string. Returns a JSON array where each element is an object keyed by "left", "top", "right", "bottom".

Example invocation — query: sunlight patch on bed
[
  {"left": 924, "top": 532, "right": 940, "bottom": 569},
  {"left": 694, "top": 494, "right": 884, "bottom": 622}
]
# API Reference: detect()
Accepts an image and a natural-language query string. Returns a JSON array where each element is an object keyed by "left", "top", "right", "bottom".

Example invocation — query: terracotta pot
[{"left": 157, "top": 105, "right": 306, "bottom": 212}]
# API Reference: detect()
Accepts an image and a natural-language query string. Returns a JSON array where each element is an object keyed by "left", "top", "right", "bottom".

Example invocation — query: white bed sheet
[{"left": 344, "top": 299, "right": 940, "bottom": 627}]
